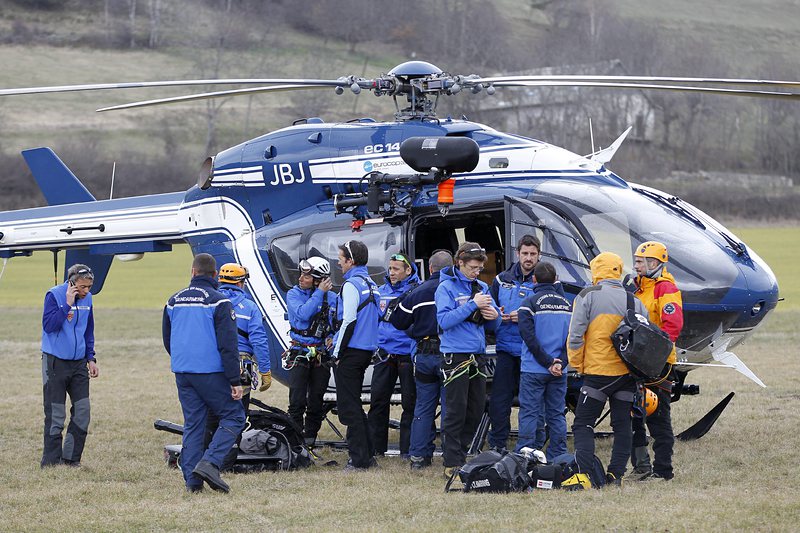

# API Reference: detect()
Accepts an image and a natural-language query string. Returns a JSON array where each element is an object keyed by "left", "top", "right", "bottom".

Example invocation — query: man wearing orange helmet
[{"left": 631, "top": 241, "right": 684, "bottom": 480}]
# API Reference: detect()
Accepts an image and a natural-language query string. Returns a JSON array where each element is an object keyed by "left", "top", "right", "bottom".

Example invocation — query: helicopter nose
[{"left": 730, "top": 246, "right": 780, "bottom": 331}]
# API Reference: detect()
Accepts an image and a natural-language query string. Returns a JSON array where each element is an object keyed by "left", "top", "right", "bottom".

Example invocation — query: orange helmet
[
  {"left": 635, "top": 241, "right": 668, "bottom": 263},
  {"left": 219, "top": 263, "right": 249, "bottom": 283},
  {"left": 640, "top": 387, "right": 659, "bottom": 417}
]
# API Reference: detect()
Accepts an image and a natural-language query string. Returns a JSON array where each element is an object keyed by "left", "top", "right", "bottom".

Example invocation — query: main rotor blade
[
  {"left": 96, "top": 84, "right": 331, "bottom": 112},
  {"left": 489, "top": 80, "right": 800, "bottom": 100},
  {"left": 477, "top": 74, "right": 800, "bottom": 89},
  {"left": 0, "top": 78, "right": 344, "bottom": 97}
]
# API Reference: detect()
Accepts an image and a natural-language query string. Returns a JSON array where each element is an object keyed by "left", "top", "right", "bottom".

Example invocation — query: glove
[{"left": 259, "top": 371, "right": 272, "bottom": 392}]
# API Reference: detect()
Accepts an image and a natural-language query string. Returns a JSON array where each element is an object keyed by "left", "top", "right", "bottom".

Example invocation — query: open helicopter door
[{"left": 503, "top": 196, "right": 594, "bottom": 294}]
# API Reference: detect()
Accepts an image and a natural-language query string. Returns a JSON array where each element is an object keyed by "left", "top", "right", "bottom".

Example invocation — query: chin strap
[{"left": 646, "top": 262, "right": 665, "bottom": 279}]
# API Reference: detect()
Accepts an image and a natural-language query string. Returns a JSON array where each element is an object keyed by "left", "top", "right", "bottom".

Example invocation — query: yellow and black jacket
[{"left": 568, "top": 252, "right": 648, "bottom": 376}]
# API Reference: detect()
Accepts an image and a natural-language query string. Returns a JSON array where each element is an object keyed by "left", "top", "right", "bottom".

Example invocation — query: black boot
[{"left": 193, "top": 460, "right": 230, "bottom": 493}]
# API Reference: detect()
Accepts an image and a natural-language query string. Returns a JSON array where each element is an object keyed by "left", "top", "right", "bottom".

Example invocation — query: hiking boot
[
  {"left": 192, "top": 460, "right": 230, "bottom": 493},
  {"left": 61, "top": 459, "right": 81, "bottom": 468},
  {"left": 640, "top": 471, "right": 673, "bottom": 481},
  {"left": 489, "top": 445, "right": 507, "bottom": 454},
  {"left": 187, "top": 485, "right": 203, "bottom": 494},
  {"left": 605, "top": 472, "right": 623, "bottom": 487},
  {"left": 343, "top": 457, "right": 380, "bottom": 472},
  {"left": 304, "top": 436, "right": 317, "bottom": 448},
  {"left": 410, "top": 456, "right": 432, "bottom": 471}
]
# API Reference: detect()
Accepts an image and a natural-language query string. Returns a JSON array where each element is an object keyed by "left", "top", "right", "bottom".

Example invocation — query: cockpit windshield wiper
[
  {"left": 632, "top": 186, "right": 745, "bottom": 255},
  {"left": 632, "top": 186, "right": 706, "bottom": 229}
]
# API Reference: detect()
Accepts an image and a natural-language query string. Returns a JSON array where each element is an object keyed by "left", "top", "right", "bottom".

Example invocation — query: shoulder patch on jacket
[{"left": 663, "top": 303, "right": 677, "bottom": 315}]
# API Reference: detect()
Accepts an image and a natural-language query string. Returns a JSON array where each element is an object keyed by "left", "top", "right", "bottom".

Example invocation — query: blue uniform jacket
[
  {"left": 287, "top": 284, "right": 338, "bottom": 346},
  {"left": 390, "top": 270, "right": 442, "bottom": 341},
  {"left": 333, "top": 266, "right": 380, "bottom": 356},
  {"left": 219, "top": 284, "right": 271, "bottom": 372},
  {"left": 518, "top": 282, "right": 572, "bottom": 374},
  {"left": 162, "top": 275, "right": 241, "bottom": 385},
  {"left": 41, "top": 282, "right": 95, "bottom": 361},
  {"left": 377, "top": 264, "right": 420, "bottom": 355},
  {"left": 490, "top": 262, "right": 536, "bottom": 355},
  {"left": 435, "top": 266, "right": 501, "bottom": 354}
]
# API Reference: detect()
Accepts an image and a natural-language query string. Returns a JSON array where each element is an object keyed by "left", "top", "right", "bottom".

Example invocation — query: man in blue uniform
[
  {"left": 436, "top": 242, "right": 502, "bottom": 478},
  {"left": 204, "top": 262, "right": 272, "bottom": 471},
  {"left": 41, "top": 264, "right": 100, "bottom": 468},
  {"left": 515, "top": 261, "right": 572, "bottom": 460},
  {"left": 162, "top": 253, "right": 245, "bottom": 493},
  {"left": 286, "top": 256, "right": 337, "bottom": 447},
  {"left": 332, "top": 240, "right": 380, "bottom": 470},
  {"left": 488, "top": 234, "right": 540, "bottom": 452},
  {"left": 368, "top": 253, "right": 419, "bottom": 459},
  {"left": 390, "top": 250, "right": 454, "bottom": 471}
]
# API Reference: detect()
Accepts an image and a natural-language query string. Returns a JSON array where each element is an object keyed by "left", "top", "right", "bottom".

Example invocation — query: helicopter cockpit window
[
  {"left": 535, "top": 181, "right": 739, "bottom": 297},
  {"left": 269, "top": 233, "right": 302, "bottom": 290},
  {"left": 306, "top": 223, "right": 402, "bottom": 288}
]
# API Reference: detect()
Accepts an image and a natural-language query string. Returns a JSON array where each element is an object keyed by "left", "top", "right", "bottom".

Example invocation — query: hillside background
[{"left": 0, "top": 0, "right": 798, "bottom": 220}]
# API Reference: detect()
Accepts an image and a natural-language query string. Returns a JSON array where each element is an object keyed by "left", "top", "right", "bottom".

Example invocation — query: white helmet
[{"left": 300, "top": 257, "right": 330, "bottom": 279}]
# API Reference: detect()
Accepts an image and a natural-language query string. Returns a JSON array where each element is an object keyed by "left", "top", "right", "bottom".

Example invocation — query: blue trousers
[
  {"left": 409, "top": 352, "right": 445, "bottom": 458},
  {"left": 176, "top": 372, "right": 245, "bottom": 489},
  {"left": 515, "top": 372, "right": 567, "bottom": 461}
]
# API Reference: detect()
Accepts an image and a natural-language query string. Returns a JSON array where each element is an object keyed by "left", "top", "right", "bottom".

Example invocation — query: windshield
[{"left": 534, "top": 181, "right": 739, "bottom": 302}]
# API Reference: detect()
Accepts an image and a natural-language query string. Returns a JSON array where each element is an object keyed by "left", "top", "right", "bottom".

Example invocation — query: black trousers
[
  {"left": 288, "top": 361, "right": 331, "bottom": 441},
  {"left": 368, "top": 354, "right": 416, "bottom": 455},
  {"left": 41, "top": 354, "right": 90, "bottom": 467},
  {"left": 441, "top": 354, "right": 487, "bottom": 468},
  {"left": 334, "top": 348, "right": 375, "bottom": 468},
  {"left": 204, "top": 393, "right": 250, "bottom": 472},
  {"left": 572, "top": 374, "right": 636, "bottom": 478},
  {"left": 632, "top": 382, "right": 675, "bottom": 478}
]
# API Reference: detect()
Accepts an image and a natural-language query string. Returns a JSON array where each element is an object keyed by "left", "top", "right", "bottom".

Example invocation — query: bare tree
[
  {"left": 128, "top": 0, "right": 137, "bottom": 48},
  {"left": 148, "top": 0, "right": 161, "bottom": 48}
]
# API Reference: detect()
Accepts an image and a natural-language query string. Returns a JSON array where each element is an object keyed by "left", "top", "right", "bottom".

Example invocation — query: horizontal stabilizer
[{"left": 22, "top": 147, "right": 95, "bottom": 205}]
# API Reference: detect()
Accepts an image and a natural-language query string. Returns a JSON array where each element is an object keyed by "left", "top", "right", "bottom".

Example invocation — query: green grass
[
  {"left": 730, "top": 226, "right": 799, "bottom": 310},
  {"left": 0, "top": 226, "right": 798, "bottom": 530}
]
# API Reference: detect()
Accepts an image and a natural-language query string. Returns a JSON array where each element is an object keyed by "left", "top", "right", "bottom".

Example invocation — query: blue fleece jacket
[
  {"left": 41, "top": 282, "right": 95, "bottom": 361},
  {"left": 219, "top": 284, "right": 271, "bottom": 372},
  {"left": 435, "top": 266, "right": 501, "bottom": 354},
  {"left": 287, "top": 283, "right": 338, "bottom": 346},
  {"left": 490, "top": 262, "right": 536, "bottom": 355},
  {"left": 162, "top": 276, "right": 241, "bottom": 385},
  {"left": 518, "top": 282, "right": 572, "bottom": 373},
  {"left": 377, "top": 263, "right": 420, "bottom": 354}
]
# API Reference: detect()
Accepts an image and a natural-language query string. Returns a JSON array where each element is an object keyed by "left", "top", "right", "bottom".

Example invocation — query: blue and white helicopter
[{"left": 0, "top": 61, "right": 791, "bottom": 439}]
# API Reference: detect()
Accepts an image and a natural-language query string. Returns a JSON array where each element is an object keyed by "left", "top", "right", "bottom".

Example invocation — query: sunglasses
[
  {"left": 74, "top": 267, "right": 95, "bottom": 280},
  {"left": 390, "top": 253, "right": 412, "bottom": 268},
  {"left": 344, "top": 241, "right": 354, "bottom": 261}
]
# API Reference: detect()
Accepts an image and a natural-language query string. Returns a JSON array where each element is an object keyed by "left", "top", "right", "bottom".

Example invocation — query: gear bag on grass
[
  {"left": 549, "top": 452, "right": 606, "bottom": 490},
  {"left": 611, "top": 291, "right": 673, "bottom": 380},
  {"left": 240, "top": 398, "right": 313, "bottom": 471},
  {"left": 445, "top": 450, "right": 531, "bottom": 493}
]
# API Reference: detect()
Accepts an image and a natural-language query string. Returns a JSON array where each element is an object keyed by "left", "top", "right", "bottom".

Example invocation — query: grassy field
[{"left": 0, "top": 228, "right": 798, "bottom": 531}]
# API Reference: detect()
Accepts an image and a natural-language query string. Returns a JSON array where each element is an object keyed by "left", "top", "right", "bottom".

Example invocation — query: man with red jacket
[{"left": 631, "top": 241, "right": 683, "bottom": 480}]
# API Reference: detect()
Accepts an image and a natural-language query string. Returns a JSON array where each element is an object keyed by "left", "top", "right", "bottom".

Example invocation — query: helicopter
[{"left": 0, "top": 60, "right": 788, "bottom": 441}]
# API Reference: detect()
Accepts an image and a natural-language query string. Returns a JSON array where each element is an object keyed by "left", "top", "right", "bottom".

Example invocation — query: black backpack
[
  {"left": 446, "top": 450, "right": 531, "bottom": 493},
  {"left": 239, "top": 398, "right": 313, "bottom": 472},
  {"left": 611, "top": 291, "right": 673, "bottom": 380},
  {"left": 549, "top": 452, "right": 606, "bottom": 490}
]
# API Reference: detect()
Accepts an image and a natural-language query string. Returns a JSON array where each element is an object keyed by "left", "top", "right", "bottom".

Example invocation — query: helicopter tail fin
[{"left": 21, "top": 147, "right": 96, "bottom": 205}]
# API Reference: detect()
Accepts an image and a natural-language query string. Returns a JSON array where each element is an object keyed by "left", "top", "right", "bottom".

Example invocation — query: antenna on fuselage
[
  {"left": 589, "top": 116, "right": 596, "bottom": 154},
  {"left": 109, "top": 161, "right": 116, "bottom": 199}
]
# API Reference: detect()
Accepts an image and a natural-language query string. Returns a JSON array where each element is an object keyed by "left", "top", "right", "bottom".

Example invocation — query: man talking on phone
[{"left": 41, "top": 263, "right": 100, "bottom": 468}]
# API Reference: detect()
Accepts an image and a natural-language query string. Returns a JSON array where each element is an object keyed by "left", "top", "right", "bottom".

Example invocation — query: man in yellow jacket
[
  {"left": 568, "top": 252, "right": 648, "bottom": 486},
  {"left": 631, "top": 241, "right": 683, "bottom": 480}
]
